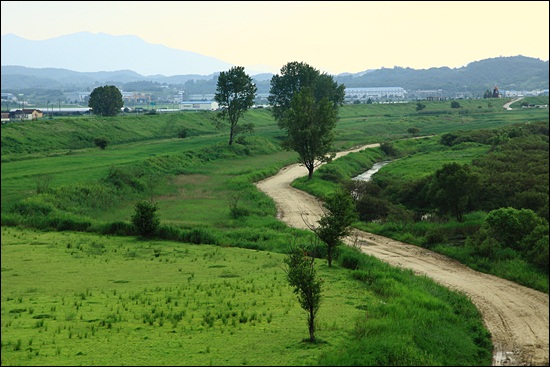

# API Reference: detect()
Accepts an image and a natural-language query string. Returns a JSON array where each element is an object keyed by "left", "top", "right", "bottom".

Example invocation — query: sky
[{"left": 1, "top": 1, "right": 549, "bottom": 75}]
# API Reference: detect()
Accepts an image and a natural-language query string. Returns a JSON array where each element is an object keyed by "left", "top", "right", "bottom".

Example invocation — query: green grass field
[
  {"left": 1, "top": 226, "right": 492, "bottom": 366},
  {"left": 2, "top": 97, "right": 547, "bottom": 365}
]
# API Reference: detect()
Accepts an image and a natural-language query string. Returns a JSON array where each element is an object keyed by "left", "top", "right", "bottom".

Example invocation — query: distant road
[{"left": 503, "top": 97, "right": 524, "bottom": 110}]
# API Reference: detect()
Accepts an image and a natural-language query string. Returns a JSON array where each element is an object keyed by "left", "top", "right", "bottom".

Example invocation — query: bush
[
  {"left": 99, "top": 221, "right": 136, "bottom": 236},
  {"left": 380, "top": 142, "right": 398, "bottom": 156},
  {"left": 11, "top": 197, "right": 55, "bottom": 216},
  {"left": 317, "top": 165, "right": 347, "bottom": 183},
  {"left": 339, "top": 247, "right": 366, "bottom": 270},
  {"left": 183, "top": 228, "right": 217, "bottom": 245},
  {"left": 131, "top": 200, "right": 160, "bottom": 237},
  {"left": 94, "top": 137, "right": 109, "bottom": 150}
]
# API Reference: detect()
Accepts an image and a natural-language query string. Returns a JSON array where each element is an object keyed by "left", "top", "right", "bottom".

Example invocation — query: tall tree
[
  {"left": 214, "top": 66, "right": 257, "bottom": 145},
  {"left": 88, "top": 85, "right": 123, "bottom": 117},
  {"left": 315, "top": 188, "right": 358, "bottom": 267},
  {"left": 284, "top": 244, "right": 322, "bottom": 343},
  {"left": 268, "top": 61, "right": 345, "bottom": 179}
]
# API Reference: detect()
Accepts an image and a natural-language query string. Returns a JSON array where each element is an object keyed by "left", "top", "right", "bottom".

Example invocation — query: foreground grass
[{"left": 1, "top": 227, "right": 492, "bottom": 366}]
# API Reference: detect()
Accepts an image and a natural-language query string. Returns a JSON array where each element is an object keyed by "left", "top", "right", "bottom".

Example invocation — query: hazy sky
[{"left": 2, "top": 1, "right": 549, "bottom": 74}]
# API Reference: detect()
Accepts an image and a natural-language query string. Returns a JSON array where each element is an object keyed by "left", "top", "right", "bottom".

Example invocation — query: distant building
[
  {"left": 187, "top": 94, "right": 216, "bottom": 101},
  {"left": 179, "top": 101, "right": 218, "bottom": 111},
  {"left": 345, "top": 87, "right": 406, "bottom": 102},
  {"left": 1, "top": 112, "right": 10, "bottom": 122},
  {"left": 10, "top": 109, "right": 44, "bottom": 121},
  {"left": 1, "top": 93, "right": 18, "bottom": 102},
  {"left": 64, "top": 91, "right": 91, "bottom": 104}
]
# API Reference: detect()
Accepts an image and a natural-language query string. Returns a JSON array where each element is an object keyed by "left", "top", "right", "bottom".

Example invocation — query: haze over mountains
[
  {"left": 1, "top": 32, "right": 237, "bottom": 76},
  {"left": 1, "top": 32, "right": 549, "bottom": 94}
]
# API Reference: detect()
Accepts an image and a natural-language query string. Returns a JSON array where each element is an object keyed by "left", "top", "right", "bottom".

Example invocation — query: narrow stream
[{"left": 352, "top": 161, "right": 391, "bottom": 181}]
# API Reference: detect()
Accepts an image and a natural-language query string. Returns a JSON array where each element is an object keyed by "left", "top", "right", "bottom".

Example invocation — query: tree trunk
[
  {"left": 308, "top": 311, "right": 315, "bottom": 342},
  {"left": 307, "top": 167, "right": 314, "bottom": 180}
]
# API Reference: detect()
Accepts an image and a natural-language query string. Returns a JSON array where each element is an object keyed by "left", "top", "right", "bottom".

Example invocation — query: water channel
[{"left": 352, "top": 161, "right": 391, "bottom": 181}]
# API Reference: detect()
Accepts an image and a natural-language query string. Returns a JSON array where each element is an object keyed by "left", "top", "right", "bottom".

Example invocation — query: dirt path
[
  {"left": 255, "top": 144, "right": 549, "bottom": 366},
  {"left": 503, "top": 97, "right": 524, "bottom": 110}
]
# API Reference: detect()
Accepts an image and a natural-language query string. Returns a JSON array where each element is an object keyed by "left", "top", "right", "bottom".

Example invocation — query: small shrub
[
  {"left": 94, "top": 137, "right": 109, "bottom": 150},
  {"left": 100, "top": 221, "right": 135, "bottom": 236},
  {"left": 131, "top": 200, "right": 160, "bottom": 237},
  {"left": 178, "top": 129, "right": 188, "bottom": 139},
  {"left": 339, "top": 248, "right": 365, "bottom": 270},
  {"left": 380, "top": 142, "right": 398, "bottom": 157},
  {"left": 11, "top": 197, "right": 55, "bottom": 216},
  {"left": 407, "top": 127, "right": 420, "bottom": 136}
]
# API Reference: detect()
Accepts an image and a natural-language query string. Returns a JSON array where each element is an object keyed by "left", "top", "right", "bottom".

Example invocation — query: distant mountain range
[
  {"left": 1, "top": 32, "right": 236, "bottom": 76},
  {"left": 1, "top": 32, "right": 548, "bottom": 94}
]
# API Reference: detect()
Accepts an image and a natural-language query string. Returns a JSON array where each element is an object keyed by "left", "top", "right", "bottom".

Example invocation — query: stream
[{"left": 352, "top": 161, "right": 391, "bottom": 181}]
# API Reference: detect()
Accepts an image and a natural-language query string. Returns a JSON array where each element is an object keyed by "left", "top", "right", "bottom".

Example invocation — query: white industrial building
[
  {"left": 179, "top": 101, "right": 219, "bottom": 111},
  {"left": 345, "top": 87, "right": 407, "bottom": 101}
]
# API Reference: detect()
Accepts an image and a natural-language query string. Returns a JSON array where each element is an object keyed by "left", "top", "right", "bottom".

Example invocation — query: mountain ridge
[
  {"left": 1, "top": 32, "right": 236, "bottom": 76},
  {"left": 1, "top": 32, "right": 548, "bottom": 94},
  {"left": 2, "top": 55, "right": 548, "bottom": 95}
]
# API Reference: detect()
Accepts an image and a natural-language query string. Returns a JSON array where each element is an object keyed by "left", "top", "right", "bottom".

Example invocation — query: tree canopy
[
  {"left": 268, "top": 61, "right": 345, "bottom": 179},
  {"left": 428, "top": 162, "right": 480, "bottom": 222},
  {"left": 214, "top": 66, "right": 257, "bottom": 145},
  {"left": 88, "top": 85, "right": 124, "bottom": 117}
]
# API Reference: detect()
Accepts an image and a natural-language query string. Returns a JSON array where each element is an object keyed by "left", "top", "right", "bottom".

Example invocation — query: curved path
[
  {"left": 255, "top": 144, "right": 549, "bottom": 366},
  {"left": 503, "top": 97, "right": 524, "bottom": 110}
]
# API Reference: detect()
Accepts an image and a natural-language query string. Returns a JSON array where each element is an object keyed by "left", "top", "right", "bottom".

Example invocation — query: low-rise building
[
  {"left": 345, "top": 87, "right": 407, "bottom": 102},
  {"left": 179, "top": 101, "right": 218, "bottom": 111},
  {"left": 10, "top": 109, "right": 44, "bottom": 121}
]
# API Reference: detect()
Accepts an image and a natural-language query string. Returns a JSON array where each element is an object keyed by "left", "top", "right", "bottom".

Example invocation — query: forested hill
[
  {"left": 2, "top": 55, "right": 548, "bottom": 93},
  {"left": 334, "top": 56, "right": 549, "bottom": 92}
]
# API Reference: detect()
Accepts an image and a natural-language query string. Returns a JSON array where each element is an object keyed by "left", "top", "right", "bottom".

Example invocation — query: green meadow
[
  {"left": 2, "top": 97, "right": 548, "bottom": 365},
  {"left": 1, "top": 227, "right": 492, "bottom": 366}
]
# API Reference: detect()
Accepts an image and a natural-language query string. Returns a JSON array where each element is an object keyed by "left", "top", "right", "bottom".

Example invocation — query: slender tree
[
  {"left": 268, "top": 61, "right": 345, "bottom": 179},
  {"left": 284, "top": 244, "right": 322, "bottom": 342},
  {"left": 214, "top": 66, "right": 257, "bottom": 145},
  {"left": 88, "top": 85, "right": 123, "bottom": 116},
  {"left": 315, "top": 188, "right": 358, "bottom": 267}
]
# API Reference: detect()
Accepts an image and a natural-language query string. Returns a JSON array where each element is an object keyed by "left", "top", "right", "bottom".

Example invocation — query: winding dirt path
[
  {"left": 503, "top": 97, "right": 524, "bottom": 110},
  {"left": 255, "top": 144, "right": 549, "bottom": 366}
]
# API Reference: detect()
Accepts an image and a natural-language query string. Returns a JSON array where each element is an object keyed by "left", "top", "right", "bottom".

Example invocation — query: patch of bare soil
[{"left": 254, "top": 144, "right": 549, "bottom": 366}]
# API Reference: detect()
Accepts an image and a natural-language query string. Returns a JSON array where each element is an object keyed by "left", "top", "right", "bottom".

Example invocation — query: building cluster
[
  {"left": 344, "top": 87, "right": 407, "bottom": 102},
  {"left": 2, "top": 84, "right": 548, "bottom": 123}
]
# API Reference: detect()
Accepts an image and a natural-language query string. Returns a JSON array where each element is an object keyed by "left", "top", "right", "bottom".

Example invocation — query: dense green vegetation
[
  {"left": 1, "top": 97, "right": 548, "bottom": 365},
  {"left": 295, "top": 114, "right": 549, "bottom": 293}
]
